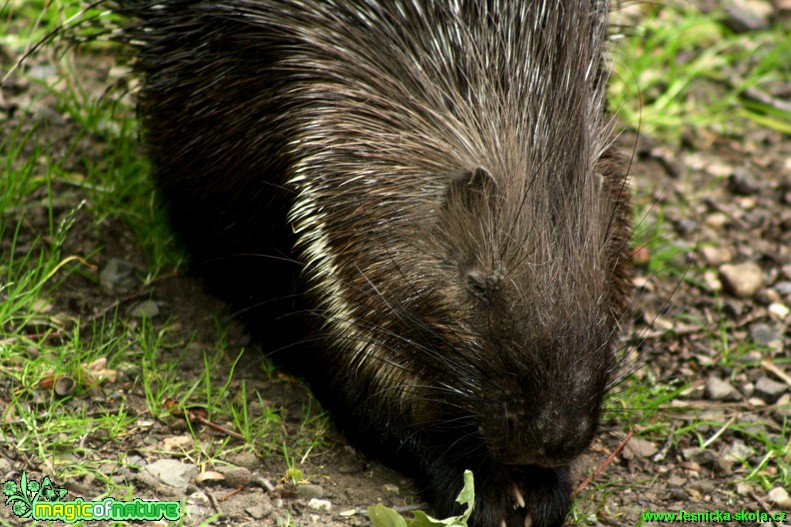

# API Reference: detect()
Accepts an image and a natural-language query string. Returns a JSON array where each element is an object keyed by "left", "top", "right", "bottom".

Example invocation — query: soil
[{"left": 1, "top": 13, "right": 790, "bottom": 527}]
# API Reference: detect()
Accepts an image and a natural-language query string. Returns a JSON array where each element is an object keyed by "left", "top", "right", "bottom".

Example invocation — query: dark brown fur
[{"left": 114, "top": 1, "right": 632, "bottom": 525}]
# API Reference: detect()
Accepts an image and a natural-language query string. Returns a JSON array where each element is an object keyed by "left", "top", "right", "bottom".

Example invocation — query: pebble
[
  {"left": 719, "top": 263, "right": 764, "bottom": 298},
  {"left": 231, "top": 451, "right": 260, "bottom": 470},
  {"left": 774, "top": 281, "right": 791, "bottom": 296},
  {"left": 296, "top": 483, "right": 324, "bottom": 499},
  {"left": 186, "top": 491, "right": 210, "bottom": 505},
  {"left": 767, "top": 487, "right": 791, "bottom": 508},
  {"left": 706, "top": 375, "right": 739, "bottom": 401},
  {"left": 755, "top": 288, "right": 781, "bottom": 306},
  {"left": 754, "top": 377, "right": 787, "bottom": 403},
  {"left": 738, "top": 414, "right": 768, "bottom": 435},
  {"left": 667, "top": 475, "right": 686, "bottom": 487},
  {"left": 749, "top": 324, "right": 782, "bottom": 347},
  {"left": 381, "top": 483, "right": 400, "bottom": 495},
  {"left": 670, "top": 488, "right": 687, "bottom": 500},
  {"left": 622, "top": 437, "right": 658, "bottom": 459},
  {"left": 723, "top": 0, "right": 773, "bottom": 32},
  {"left": 128, "top": 300, "right": 160, "bottom": 318},
  {"left": 246, "top": 504, "right": 270, "bottom": 520},
  {"left": 728, "top": 167, "right": 760, "bottom": 195},
  {"left": 307, "top": 498, "right": 332, "bottom": 512},
  {"left": 725, "top": 441, "right": 755, "bottom": 461},
  {"left": 703, "top": 271, "right": 723, "bottom": 292},
  {"left": 99, "top": 258, "right": 139, "bottom": 291},
  {"left": 700, "top": 246, "right": 732, "bottom": 266},
  {"left": 144, "top": 459, "right": 198, "bottom": 490},
  {"left": 223, "top": 467, "right": 252, "bottom": 488},
  {"left": 736, "top": 482, "right": 753, "bottom": 496},
  {"left": 252, "top": 473, "right": 276, "bottom": 492},
  {"left": 681, "top": 448, "right": 715, "bottom": 466},
  {"left": 768, "top": 302, "right": 790, "bottom": 320},
  {"left": 704, "top": 212, "right": 729, "bottom": 228}
]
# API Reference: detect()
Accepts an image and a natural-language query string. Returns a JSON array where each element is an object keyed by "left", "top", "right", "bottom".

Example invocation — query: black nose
[{"left": 480, "top": 402, "right": 599, "bottom": 467}]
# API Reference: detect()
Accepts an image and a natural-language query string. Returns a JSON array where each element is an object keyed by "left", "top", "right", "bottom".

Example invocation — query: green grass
[
  {"left": 572, "top": 4, "right": 791, "bottom": 525},
  {"left": 1, "top": 3, "right": 329, "bottom": 523},
  {"left": 2, "top": 2, "right": 790, "bottom": 526},
  {"left": 609, "top": 3, "right": 791, "bottom": 141}
]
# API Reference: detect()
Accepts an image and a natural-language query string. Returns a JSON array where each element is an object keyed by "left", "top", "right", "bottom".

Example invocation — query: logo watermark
[{"left": 4, "top": 471, "right": 181, "bottom": 523}]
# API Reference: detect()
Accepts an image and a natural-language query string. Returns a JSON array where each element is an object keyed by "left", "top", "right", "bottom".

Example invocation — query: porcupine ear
[{"left": 445, "top": 166, "right": 498, "bottom": 212}]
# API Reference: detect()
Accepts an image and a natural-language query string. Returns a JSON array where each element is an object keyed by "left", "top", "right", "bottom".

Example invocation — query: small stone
[
  {"left": 252, "top": 474, "right": 276, "bottom": 492},
  {"left": 736, "top": 482, "right": 753, "bottom": 496},
  {"left": 667, "top": 475, "right": 686, "bottom": 487},
  {"left": 729, "top": 167, "right": 760, "bottom": 195},
  {"left": 726, "top": 441, "right": 755, "bottom": 463},
  {"left": 670, "top": 488, "right": 687, "bottom": 500},
  {"left": 724, "top": 0, "right": 772, "bottom": 32},
  {"left": 677, "top": 218, "right": 699, "bottom": 236},
  {"left": 747, "top": 397, "right": 767, "bottom": 407},
  {"left": 296, "top": 483, "right": 324, "bottom": 499},
  {"left": 719, "top": 263, "right": 764, "bottom": 298},
  {"left": 703, "top": 271, "right": 723, "bottom": 292},
  {"left": 100, "top": 258, "right": 139, "bottom": 291},
  {"left": 307, "top": 498, "right": 332, "bottom": 512},
  {"left": 128, "top": 300, "right": 160, "bottom": 318},
  {"left": 690, "top": 481, "right": 715, "bottom": 495},
  {"left": 381, "top": 483, "right": 400, "bottom": 495},
  {"left": 145, "top": 459, "right": 198, "bottom": 490},
  {"left": 750, "top": 324, "right": 782, "bottom": 347},
  {"left": 246, "top": 504, "right": 270, "bottom": 520},
  {"left": 754, "top": 377, "right": 788, "bottom": 403},
  {"left": 767, "top": 487, "right": 791, "bottom": 508},
  {"left": 768, "top": 302, "right": 790, "bottom": 320},
  {"left": 739, "top": 414, "right": 768, "bottom": 435},
  {"left": 681, "top": 448, "right": 715, "bottom": 466},
  {"left": 700, "top": 246, "right": 732, "bottom": 266},
  {"left": 705, "top": 212, "right": 729, "bottom": 228},
  {"left": 223, "top": 467, "right": 252, "bottom": 488},
  {"left": 623, "top": 437, "right": 658, "bottom": 459},
  {"left": 706, "top": 375, "right": 739, "bottom": 401},
  {"left": 774, "top": 281, "right": 791, "bottom": 296},
  {"left": 755, "top": 288, "right": 781, "bottom": 306},
  {"left": 161, "top": 435, "right": 193, "bottom": 450},
  {"left": 231, "top": 451, "right": 260, "bottom": 470}
]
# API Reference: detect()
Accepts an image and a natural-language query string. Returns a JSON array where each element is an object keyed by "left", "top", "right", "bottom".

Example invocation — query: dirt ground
[{"left": 2, "top": 11, "right": 791, "bottom": 527}]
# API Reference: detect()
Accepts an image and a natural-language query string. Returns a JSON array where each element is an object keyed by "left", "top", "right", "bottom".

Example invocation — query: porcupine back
[{"left": 114, "top": 1, "right": 632, "bottom": 525}]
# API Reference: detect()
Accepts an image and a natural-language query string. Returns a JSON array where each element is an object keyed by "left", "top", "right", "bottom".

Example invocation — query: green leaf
[
  {"left": 368, "top": 504, "right": 408, "bottom": 527},
  {"left": 455, "top": 470, "right": 475, "bottom": 519},
  {"left": 368, "top": 471, "right": 476, "bottom": 527}
]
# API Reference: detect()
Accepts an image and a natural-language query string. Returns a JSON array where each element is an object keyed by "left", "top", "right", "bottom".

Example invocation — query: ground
[{"left": 1, "top": 3, "right": 790, "bottom": 527}]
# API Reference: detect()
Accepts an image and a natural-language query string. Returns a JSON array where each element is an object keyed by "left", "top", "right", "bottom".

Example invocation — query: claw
[
  {"left": 512, "top": 484, "right": 526, "bottom": 509},
  {"left": 524, "top": 512, "right": 533, "bottom": 527}
]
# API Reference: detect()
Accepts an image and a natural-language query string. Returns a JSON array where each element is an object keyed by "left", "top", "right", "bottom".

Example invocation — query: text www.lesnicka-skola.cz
[{"left": 642, "top": 509, "right": 788, "bottom": 523}]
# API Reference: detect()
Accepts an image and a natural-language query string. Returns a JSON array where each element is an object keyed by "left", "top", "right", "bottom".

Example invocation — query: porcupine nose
[{"left": 480, "top": 393, "right": 600, "bottom": 468}]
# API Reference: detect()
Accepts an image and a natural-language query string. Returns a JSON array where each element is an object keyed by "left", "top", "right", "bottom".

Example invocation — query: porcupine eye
[
  {"left": 466, "top": 268, "right": 503, "bottom": 301},
  {"left": 444, "top": 166, "right": 502, "bottom": 301}
]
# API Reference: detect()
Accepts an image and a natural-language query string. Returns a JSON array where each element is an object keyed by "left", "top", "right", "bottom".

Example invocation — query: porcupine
[{"left": 113, "top": 1, "right": 633, "bottom": 525}]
